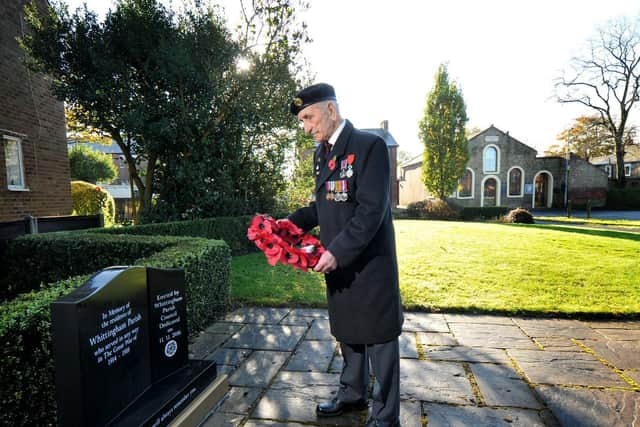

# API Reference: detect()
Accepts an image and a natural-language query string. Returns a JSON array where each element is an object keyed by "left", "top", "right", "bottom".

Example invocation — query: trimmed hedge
[
  {"left": 0, "top": 275, "right": 89, "bottom": 427},
  {"left": 461, "top": 206, "right": 509, "bottom": 221},
  {"left": 95, "top": 215, "right": 255, "bottom": 256},
  {"left": 3, "top": 233, "right": 173, "bottom": 299},
  {"left": 607, "top": 188, "right": 640, "bottom": 209},
  {"left": 0, "top": 236, "right": 230, "bottom": 426}
]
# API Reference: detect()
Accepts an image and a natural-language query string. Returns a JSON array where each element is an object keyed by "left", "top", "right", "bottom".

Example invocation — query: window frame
[
  {"left": 507, "top": 166, "right": 524, "bottom": 197},
  {"left": 483, "top": 144, "right": 500, "bottom": 174},
  {"left": 3, "top": 135, "right": 28, "bottom": 191},
  {"left": 456, "top": 168, "right": 474, "bottom": 199},
  {"left": 624, "top": 163, "right": 632, "bottom": 177}
]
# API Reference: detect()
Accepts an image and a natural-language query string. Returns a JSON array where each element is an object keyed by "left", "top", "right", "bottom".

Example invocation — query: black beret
[{"left": 290, "top": 83, "right": 337, "bottom": 115}]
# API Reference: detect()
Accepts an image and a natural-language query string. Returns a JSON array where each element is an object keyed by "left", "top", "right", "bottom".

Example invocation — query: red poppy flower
[
  {"left": 247, "top": 214, "right": 326, "bottom": 271},
  {"left": 328, "top": 157, "right": 336, "bottom": 170},
  {"left": 276, "top": 219, "right": 304, "bottom": 244},
  {"left": 347, "top": 153, "right": 355, "bottom": 164}
]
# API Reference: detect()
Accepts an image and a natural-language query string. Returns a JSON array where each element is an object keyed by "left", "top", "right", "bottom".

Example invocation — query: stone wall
[{"left": 0, "top": 0, "right": 71, "bottom": 221}]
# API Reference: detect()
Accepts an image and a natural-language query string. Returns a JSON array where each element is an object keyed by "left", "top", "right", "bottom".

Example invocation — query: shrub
[
  {"left": 607, "top": 188, "right": 640, "bottom": 209},
  {"left": 95, "top": 215, "right": 256, "bottom": 255},
  {"left": 71, "top": 180, "right": 116, "bottom": 226},
  {"left": 405, "top": 199, "right": 460, "bottom": 220},
  {"left": 68, "top": 144, "right": 117, "bottom": 183},
  {"left": 504, "top": 207, "right": 535, "bottom": 224},
  {"left": 0, "top": 237, "right": 230, "bottom": 425},
  {"left": 461, "top": 206, "right": 509, "bottom": 221}
]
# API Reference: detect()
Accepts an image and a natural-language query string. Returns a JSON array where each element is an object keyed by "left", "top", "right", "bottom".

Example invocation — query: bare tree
[{"left": 556, "top": 15, "right": 640, "bottom": 186}]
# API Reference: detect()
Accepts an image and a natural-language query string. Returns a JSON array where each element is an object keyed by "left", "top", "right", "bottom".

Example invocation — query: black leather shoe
[{"left": 316, "top": 398, "right": 368, "bottom": 417}]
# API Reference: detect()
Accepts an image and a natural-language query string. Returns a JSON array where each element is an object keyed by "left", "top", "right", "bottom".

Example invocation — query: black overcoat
[{"left": 288, "top": 120, "right": 403, "bottom": 344}]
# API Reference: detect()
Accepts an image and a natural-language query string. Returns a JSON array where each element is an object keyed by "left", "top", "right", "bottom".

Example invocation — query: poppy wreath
[{"left": 247, "top": 214, "right": 325, "bottom": 271}]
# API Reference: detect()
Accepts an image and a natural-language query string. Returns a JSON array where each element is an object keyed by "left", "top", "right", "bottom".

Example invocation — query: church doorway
[
  {"left": 481, "top": 176, "right": 499, "bottom": 207},
  {"left": 533, "top": 171, "right": 553, "bottom": 208}
]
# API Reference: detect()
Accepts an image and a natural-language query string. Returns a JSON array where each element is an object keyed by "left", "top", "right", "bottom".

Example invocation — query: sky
[{"left": 63, "top": 0, "right": 640, "bottom": 156}]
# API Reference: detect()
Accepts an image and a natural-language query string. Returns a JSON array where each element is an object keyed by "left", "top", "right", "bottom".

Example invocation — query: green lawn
[
  {"left": 534, "top": 216, "right": 640, "bottom": 229},
  {"left": 230, "top": 220, "right": 640, "bottom": 317}
]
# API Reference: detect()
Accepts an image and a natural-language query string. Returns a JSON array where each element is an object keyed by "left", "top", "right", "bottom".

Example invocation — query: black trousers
[{"left": 337, "top": 337, "right": 400, "bottom": 425}]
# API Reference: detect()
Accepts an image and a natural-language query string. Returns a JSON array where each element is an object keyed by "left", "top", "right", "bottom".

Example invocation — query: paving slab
[
  {"left": 399, "top": 359, "right": 475, "bottom": 405},
  {"left": 594, "top": 328, "right": 640, "bottom": 341},
  {"left": 201, "top": 411, "right": 244, "bottom": 426},
  {"left": 399, "top": 399, "right": 422, "bottom": 427},
  {"left": 423, "top": 346, "right": 510, "bottom": 364},
  {"left": 329, "top": 352, "right": 343, "bottom": 374},
  {"left": 189, "top": 332, "right": 228, "bottom": 359},
  {"left": 287, "top": 308, "right": 330, "bottom": 319},
  {"left": 205, "top": 347, "right": 251, "bottom": 367},
  {"left": 399, "top": 332, "right": 419, "bottom": 359},
  {"left": 269, "top": 370, "right": 342, "bottom": 391},
  {"left": 285, "top": 340, "right": 336, "bottom": 372},
  {"left": 251, "top": 387, "right": 365, "bottom": 425},
  {"left": 445, "top": 314, "right": 516, "bottom": 325},
  {"left": 417, "top": 332, "right": 458, "bottom": 346},
  {"left": 228, "top": 350, "right": 289, "bottom": 387},
  {"left": 278, "top": 315, "right": 315, "bottom": 326},
  {"left": 587, "top": 320, "right": 640, "bottom": 329},
  {"left": 531, "top": 337, "right": 581, "bottom": 352},
  {"left": 403, "top": 312, "right": 449, "bottom": 332},
  {"left": 450, "top": 324, "right": 538, "bottom": 349},
  {"left": 579, "top": 339, "right": 640, "bottom": 369},
  {"left": 217, "top": 386, "right": 263, "bottom": 415},
  {"left": 224, "top": 307, "right": 291, "bottom": 324},
  {"left": 223, "top": 324, "right": 306, "bottom": 351},
  {"left": 204, "top": 321, "right": 244, "bottom": 335},
  {"left": 469, "top": 363, "right": 541, "bottom": 409},
  {"left": 509, "top": 349, "right": 629, "bottom": 387},
  {"left": 623, "top": 369, "right": 640, "bottom": 385},
  {"left": 305, "top": 318, "right": 333, "bottom": 340},
  {"left": 252, "top": 372, "right": 361, "bottom": 424},
  {"left": 244, "top": 421, "right": 308, "bottom": 427},
  {"left": 536, "top": 386, "right": 640, "bottom": 427},
  {"left": 423, "top": 403, "right": 546, "bottom": 427},
  {"left": 514, "top": 318, "right": 601, "bottom": 340}
]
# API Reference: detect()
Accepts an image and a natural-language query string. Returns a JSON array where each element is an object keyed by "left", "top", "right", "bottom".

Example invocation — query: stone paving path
[{"left": 189, "top": 308, "right": 640, "bottom": 426}]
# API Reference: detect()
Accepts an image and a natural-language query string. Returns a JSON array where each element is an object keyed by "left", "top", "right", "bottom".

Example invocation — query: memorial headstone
[{"left": 51, "top": 266, "right": 223, "bottom": 427}]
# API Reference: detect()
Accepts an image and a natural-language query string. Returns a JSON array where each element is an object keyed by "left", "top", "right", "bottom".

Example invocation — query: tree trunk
[{"left": 615, "top": 134, "right": 626, "bottom": 187}]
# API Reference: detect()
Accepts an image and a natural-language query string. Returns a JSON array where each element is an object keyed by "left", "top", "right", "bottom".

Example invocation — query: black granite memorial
[{"left": 51, "top": 266, "right": 220, "bottom": 427}]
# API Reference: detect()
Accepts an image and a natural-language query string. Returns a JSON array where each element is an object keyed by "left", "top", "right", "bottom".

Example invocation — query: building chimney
[{"left": 380, "top": 120, "right": 389, "bottom": 132}]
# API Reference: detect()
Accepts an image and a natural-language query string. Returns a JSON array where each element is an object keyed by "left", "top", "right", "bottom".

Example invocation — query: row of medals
[{"left": 316, "top": 157, "right": 353, "bottom": 202}]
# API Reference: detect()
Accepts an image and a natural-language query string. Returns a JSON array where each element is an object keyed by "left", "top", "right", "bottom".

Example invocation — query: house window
[
  {"left": 624, "top": 163, "right": 632, "bottom": 177},
  {"left": 457, "top": 169, "right": 473, "bottom": 198},
  {"left": 508, "top": 167, "right": 523, "bottom": 196},
  {"left": 604, "top": 165, "right": 612, "bottom": 178},
  {"left": 4, "top": 135, "right": 27, "bottom": 190},
  {"left": 483, "top": 145, "right": 498, "bottom": 173}
]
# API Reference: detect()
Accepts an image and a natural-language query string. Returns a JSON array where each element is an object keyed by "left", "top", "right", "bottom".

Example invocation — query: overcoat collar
[{"left": 315, "top": 120, "right": 354, "bottom": 193}]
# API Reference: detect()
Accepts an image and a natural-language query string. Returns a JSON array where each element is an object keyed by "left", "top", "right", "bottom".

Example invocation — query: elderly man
[{"left": 286, "top": 83, "right": 403, "bottom": 427}]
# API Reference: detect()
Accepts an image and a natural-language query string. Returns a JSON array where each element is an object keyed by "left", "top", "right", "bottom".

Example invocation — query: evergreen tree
[
  {"left": 68, "top": 144, "right": 118, "bottom": 184},
  {"left": 418, "top": 64, "right": 468, "bottom": 200}
]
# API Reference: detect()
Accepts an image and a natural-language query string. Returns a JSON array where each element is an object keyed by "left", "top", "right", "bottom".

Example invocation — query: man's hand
[{"left": 313, "top": 250, "right": 337, "bottom": 273}]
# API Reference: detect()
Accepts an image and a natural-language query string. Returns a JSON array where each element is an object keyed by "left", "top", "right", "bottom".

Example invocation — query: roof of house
[
  {"left": 362, "top": 128, "right": 399, "bottom": 148},
  {"left": 98, "top": 184, "right": 133, "bottom": 199},
  {"left": 470, "top": 125, "right": 538, "bottom": 154},
  {"left": 591, "top": 144, "right": 640, "bottom": 165},
  {"left": 68, "top": 141, "right": 123, "bottom": 154}
]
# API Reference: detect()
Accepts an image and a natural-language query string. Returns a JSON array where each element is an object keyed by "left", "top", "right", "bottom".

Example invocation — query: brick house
[
  {"left": 399, "top": 125, "right": 609, "bottom": 209},
  {"left": 363, "top": 120, "right": 399, "bottom": 208},
  {"left": 1, "top": 0, "right": 72, "bottom": 222},
  {"left": 591, "top": 144, "right": 640, "bottom": 188}
]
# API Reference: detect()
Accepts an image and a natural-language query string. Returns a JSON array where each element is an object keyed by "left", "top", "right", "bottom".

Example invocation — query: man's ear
[{"left": 327, "top": 101, "right": 337, "bottom": 120}]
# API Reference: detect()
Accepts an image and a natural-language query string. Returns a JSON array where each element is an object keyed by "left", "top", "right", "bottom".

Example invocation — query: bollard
[{"left": 586, "top": 200, "right": 591, "bottom": 219}]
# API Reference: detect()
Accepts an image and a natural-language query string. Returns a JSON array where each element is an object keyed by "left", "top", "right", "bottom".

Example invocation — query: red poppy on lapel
[
  {"left": 328, "top": 156, "right": 336, "bottom": 170},
  {"left": 347, "top": 153, "right": 355, "bottom": 164}
]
